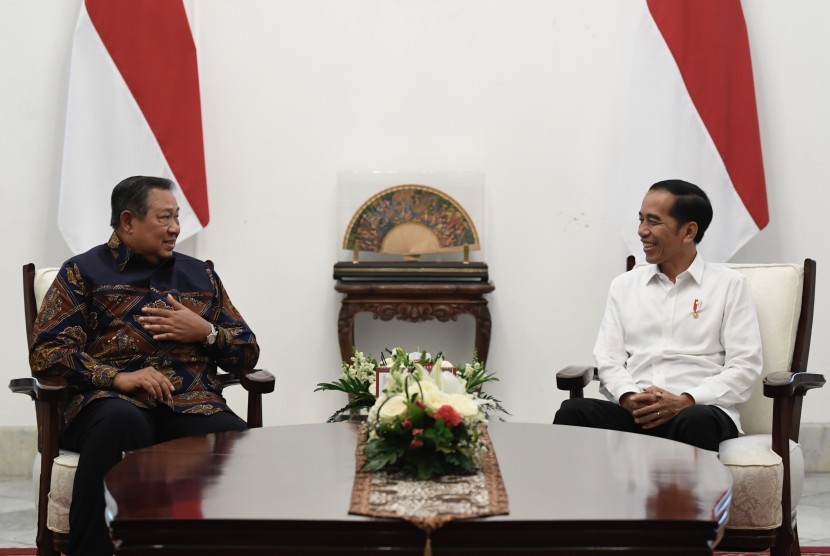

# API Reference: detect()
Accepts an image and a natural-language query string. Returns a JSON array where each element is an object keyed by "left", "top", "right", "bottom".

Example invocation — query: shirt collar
[
  {"left": 107, "top": 231, "right": 176, "bottom": 272},
  {"left": 643, "top": 252, "right": 705, "bottom": 285},
  {"left": 107, "top": 231, "right": 132, "bottom": 272},
  {"left": 683, "top": 253, "right": 705, "bottom": 285}
]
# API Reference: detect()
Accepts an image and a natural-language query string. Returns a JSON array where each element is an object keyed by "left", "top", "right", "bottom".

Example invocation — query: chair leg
[
  {"left": 771, "top": 524, "right": 797, "bottom": 556},
  {"left": 791, "top": 524, "right": 801, "bottom": 556},
  {"left": 36, "top": 520, "right": 56, "bottom": 556},
  {"left": 37, "top": 529, "right": 58, "bottom": 556}
]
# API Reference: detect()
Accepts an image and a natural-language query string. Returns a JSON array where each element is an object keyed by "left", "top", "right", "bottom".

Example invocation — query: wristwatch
[{"left": 205, "top": 323, "right": 218, "bottom": 346}]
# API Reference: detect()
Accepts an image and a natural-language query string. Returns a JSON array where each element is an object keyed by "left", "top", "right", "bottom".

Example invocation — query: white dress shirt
[{"left": 594, "top": 254, "right": 763, "bottom": 432}]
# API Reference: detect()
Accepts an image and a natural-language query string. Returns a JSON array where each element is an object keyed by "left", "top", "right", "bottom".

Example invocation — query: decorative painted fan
[{"left": 343, "top": 185, "right": 480, "bottom": 257}]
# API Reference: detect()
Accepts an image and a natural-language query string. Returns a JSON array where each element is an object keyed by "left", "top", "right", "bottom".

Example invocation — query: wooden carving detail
[
  {"left": 335, "top": 283, "right": 494, "bottom": 364},
  {"left": 368, "top": 302, "right": 465, "bottom": 322}
]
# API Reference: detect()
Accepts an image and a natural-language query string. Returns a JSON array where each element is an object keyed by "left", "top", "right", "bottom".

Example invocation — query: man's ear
[
  {"left": 683, "top": 221, "right": 699, "bottom": 244},
  {"left": 119, "top": 210, "right": 134, "bottom": 233}
]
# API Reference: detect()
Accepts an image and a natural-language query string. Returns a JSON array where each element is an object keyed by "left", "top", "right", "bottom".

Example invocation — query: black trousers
[
  {"left": 60, "top": 397, "right": 247, "bottom": 556},
  {"left": 553, "top": 398, "right": 738, "bottom": 452}
]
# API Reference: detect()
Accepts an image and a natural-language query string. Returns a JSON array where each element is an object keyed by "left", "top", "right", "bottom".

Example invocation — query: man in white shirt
[{"left": 553, "top": 180, "right": 763, "bottom": 451}]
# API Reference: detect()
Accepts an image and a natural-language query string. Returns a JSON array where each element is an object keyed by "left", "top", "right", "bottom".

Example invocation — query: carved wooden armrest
[
  {"left": 216, "top": 369, "right": 275, "bottom": 395},
  {"left": 555, "top": 365, "right": 595, "bottom": 398},
  {"left": 763, "top": 371, "right": 825, "bottom": 398},
  {"left": 240, "top": 369, "right": 276, "bottom": 395},
  {"left": 9, "top": 376, "right": 69, "bottom": 403}
]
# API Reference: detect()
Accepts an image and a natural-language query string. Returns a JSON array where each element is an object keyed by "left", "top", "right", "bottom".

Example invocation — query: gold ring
[{"left": 657, "top": 411, "right": 661, "bottom": 419}]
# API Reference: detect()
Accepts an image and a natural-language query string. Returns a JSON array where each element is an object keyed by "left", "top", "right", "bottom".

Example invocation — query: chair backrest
[
  {"left": 728, "top": 261, "right": 814, "bottom": 436},
  {"left": 23, "top": 263, "right": 60, "bottom": 350}
]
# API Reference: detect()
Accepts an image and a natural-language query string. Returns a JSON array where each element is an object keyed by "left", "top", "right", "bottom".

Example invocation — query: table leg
[
  {"left": 472, "top": 304, "right": 492, "bottom": 364},
  {"left": 337, "top": 304, "right": 359, "bottom": 363}
]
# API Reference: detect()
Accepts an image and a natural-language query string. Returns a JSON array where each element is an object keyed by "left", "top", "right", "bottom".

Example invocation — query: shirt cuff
[
  {"left": 91, "top": 364, "right": 120, "bottom": 388},
  {"left": 604, "top": 380, "right": 640, "bottom": 404},
  {"left": 684, "top": 384, "right": 716, "bottom": 406}
]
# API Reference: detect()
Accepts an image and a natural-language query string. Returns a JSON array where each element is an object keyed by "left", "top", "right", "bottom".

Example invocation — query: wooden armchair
[
  {"left": 556, "top": 258, "right": 824, "bottom": 556},
  {"left": 9, "top": 263, "right": 275, "bottom": 556}
]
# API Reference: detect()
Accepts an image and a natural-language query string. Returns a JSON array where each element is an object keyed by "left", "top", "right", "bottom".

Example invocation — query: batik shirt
[{"left": 30, "top": 232, "right": 260, "bottom": 430}]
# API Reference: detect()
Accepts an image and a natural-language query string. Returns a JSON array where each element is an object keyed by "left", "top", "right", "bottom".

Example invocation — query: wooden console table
[{"left": 335, "top": 281, "right": 495, "bottom": 363}]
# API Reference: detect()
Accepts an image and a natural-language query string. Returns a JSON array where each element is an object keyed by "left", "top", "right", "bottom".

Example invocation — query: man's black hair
[
  {"left": 110, "top": 176, "right": 174, "bottom": 228},
  {"left": 648, "top": 179, "right": 713, "bottom": 244}
]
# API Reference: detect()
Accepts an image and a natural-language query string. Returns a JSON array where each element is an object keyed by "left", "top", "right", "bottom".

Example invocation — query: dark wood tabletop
[{"left": 105, "top": 422, "right": 732, "bottom": 555}]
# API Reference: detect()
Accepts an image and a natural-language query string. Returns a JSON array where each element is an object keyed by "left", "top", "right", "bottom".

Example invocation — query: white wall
[{"left": 1, "top": 0, "right": 828, "bottom": 429}]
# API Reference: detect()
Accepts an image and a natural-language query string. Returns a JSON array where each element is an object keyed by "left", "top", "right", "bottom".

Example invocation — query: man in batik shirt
[{"left": 30, "top": 176, "right": 260, "bottom": 556}]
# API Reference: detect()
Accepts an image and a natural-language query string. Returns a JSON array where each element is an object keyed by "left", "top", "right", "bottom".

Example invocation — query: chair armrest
[
  {"left": 556, "top": 366, "right": 595, "bottom": 397},
  {"left": 216, "top": 372, "right": 240, "bottom": 388},
  {"left": 763, "top": 371, "right": 825, "bottom": 398},
  {"left": 9, "top": 376, "right": 69, "bottom": 403},
  {"left": 211, "top": 370, "right": 276, "bottom": 428},
  {"left": 216, "top": 369, "right": 275, "bottom": 394},
  {"left": 240, "top": 369, "right": 276, "bottom": 395}
]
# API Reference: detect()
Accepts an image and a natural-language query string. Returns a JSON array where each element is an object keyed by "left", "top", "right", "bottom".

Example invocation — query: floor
[{"left": 1, "top": 473, "right": 829, "bottom": 549}]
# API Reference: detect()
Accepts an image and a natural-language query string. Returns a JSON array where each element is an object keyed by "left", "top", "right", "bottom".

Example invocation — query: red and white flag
[
  {"left": 619, "top": 0, "right": 768, "bottom": 263},
  {"left": 59, "top": 0, "right": 208, "bottom": 254}
]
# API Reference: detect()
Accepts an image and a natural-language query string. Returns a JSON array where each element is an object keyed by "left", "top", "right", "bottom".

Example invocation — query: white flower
[
  {"left": 446, "top": 393, "right": 481, "bottom": 418},
  {"left": 440, "top": 372, "right": 467, "bottom": 394},
  {"left": 408, "top": 377, "right": 438, "bottom": 397},
  {"left": 378, "top": 395, "right": 408, "bottom": 423},
  {"left": 408, "top": 351, "right": 430, "bottom": 362},
  {"left": 427, "top": 357, "right": 444, "bottom": 389},
  {"left": 422, "top": 388, "right": 451, "bottom": 413},
  {"left": 368, "top": 400, "right": 381, "bottom": 422}
]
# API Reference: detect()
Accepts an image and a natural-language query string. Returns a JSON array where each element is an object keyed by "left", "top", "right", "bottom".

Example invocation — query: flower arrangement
[
  {"left": 363, "top": 356, "right": 488, "bottom": 479},
  {"left": 315, "top": 347, "right": 508, "bottom": 480},
  {"left": 315, "top": 347, "right": 507, "bottom": 423}
]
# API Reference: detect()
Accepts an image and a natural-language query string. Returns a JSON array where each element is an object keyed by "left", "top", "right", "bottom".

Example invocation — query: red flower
[
  {"left": 412, "top": 428, "right": 424, "bottom": 436},
  {"left": 434, "top": 405, "right": 463, "bottom": 428},
  {"left": 402, "top": 419, "right": 413, "bottom": 430},
  {"left": 414, "top": 399, "right": 426, "bottom": 409},
  {"left": 410, "top": 438, "right": 423, "bottom": 449}
]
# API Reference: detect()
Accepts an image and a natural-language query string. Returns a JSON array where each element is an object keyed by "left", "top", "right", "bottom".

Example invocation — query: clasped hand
[
  {"left": 112, "top": 367, "right": 174, "bottom": 402},
  {"left": 621, "top": 386, "right": 694, "bottom": 429},
  {"left": 138, "top": 293, "right": 212, "bottom": 344}
]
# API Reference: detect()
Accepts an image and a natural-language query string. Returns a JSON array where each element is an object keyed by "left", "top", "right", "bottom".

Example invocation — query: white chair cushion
[
  {"left": 32, "top": 450, "right": 79, "bottom": 534},
  {"left": 47, "top": 452, "right": 78, "bottom": 534},
  {"left": 720, "top": 434, "right": 804, "bottom": 530},
  {"left": 34, "top": 268, "right": 59, "bottom": 311},
  {"left": 728, "top": 264, "right": 803, "bottom": 436}
]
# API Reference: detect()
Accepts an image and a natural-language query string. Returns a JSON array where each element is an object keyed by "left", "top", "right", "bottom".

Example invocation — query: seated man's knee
[
  {"left": 669, "top": 405, "right": 728, "bottom": 451},
  {"left": 553, "top": 398, "right": 591, "bottom": 425},
  {"left": 673, "top": 405, "right": 715, "bottom": 427},
  {"left": 214, "top": 413, "right": 247, "bottom": 433},
  {"left": 85, "top": 399, "right": 154, "bottom": 448}
]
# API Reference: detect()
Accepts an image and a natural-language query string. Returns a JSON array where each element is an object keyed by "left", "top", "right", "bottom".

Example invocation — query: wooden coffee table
[{"left": 105, "top": 422, "right": 732, "bottom": 555}]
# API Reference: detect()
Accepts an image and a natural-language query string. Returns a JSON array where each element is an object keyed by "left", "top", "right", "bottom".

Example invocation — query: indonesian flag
[
  {"left": 58, "top": 0, "right": 208, "bottom": 255},
  {"left": 619, "top": 0, "right": 769, "bottom": 263}
]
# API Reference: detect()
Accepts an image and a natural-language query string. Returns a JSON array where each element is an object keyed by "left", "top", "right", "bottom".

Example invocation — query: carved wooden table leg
[
  {"left": 337, "top": 303, "right": 361, "bottom": 363},
  {"left": 471, "top": 303, "right": 493, "bottom": 364}
]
